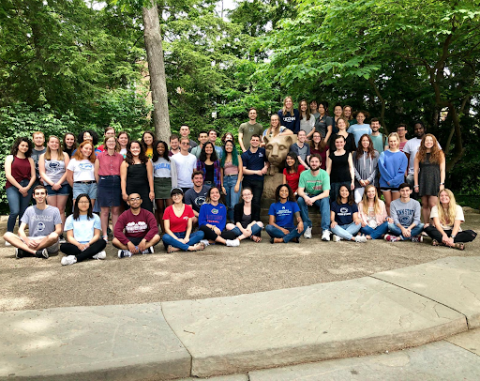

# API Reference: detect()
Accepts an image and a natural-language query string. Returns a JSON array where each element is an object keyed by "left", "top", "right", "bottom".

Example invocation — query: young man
[
  {"left": 184, "top": 171, "right": 210, "bottom": 224},
  {"left": 96, "top": 126, "right": 116, "bottom": 152},
  {"left": 385, "top": 183, "right": 424, "bottom": 242},
  {"left": 238, "top": 108, "right": 263, "bottom": 153},
  {"left": 31, "top": 131, "right": 46, "bottom": 188},
  {"left": 208, "top": 129, "right": 223, "bottom": 159},
  {"left": 113, "top": 193, "right": 160, "bottom": 258},
  {"left": 241, "top": 134, "right": 269, "bottom": 207},
  {"left": 3, "top": 185, "right": 62, "bottom": 258},
  {"left": 169, "top": 134, "right": 180, "bottom": 156},
  {"left": 290, "top": 130, "right": 311, "bottom": 169},
  {"left": 396, "top": 124, "right": 408, "bottom": 152},
  {"left": 369, "top": 118, "right": 386, "bottom": 153},
  {"left": 179, "top": 125, "right": 197, "bottom": 152},
  {"left": 296, "top": 154, "right": 331, "bottom": 241},
  {"left": 190, "top": 131, "right": 209, "bottom": 158},
  {"left": 170, "top": 137, "right": 198, "bottom": 193}
]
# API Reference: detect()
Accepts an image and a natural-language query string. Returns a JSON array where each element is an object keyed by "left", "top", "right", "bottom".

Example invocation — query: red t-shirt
[
  {"left": 283, "top": 164, "right": 305, "bottom": 193},
  {"left": 163, "top": 204, "right": 194, "bottom": 233}
]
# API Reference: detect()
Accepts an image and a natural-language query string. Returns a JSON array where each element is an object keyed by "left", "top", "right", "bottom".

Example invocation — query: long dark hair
[
  {"left": 275, "top": 184, "right": 295, "bottom": 203},
  {"left": 126, "top": 141, "right": 148, "bottom": 165},
  {"left": 221, "top": 140, "right": 239, "bottom": 167},
  {"left": 336, "top": 185, "right": 354, "bottom": 206},
  {"left": 356, "top": 134, "right": 375, "bottom": 159},
  {"left": 152, "top": 140, "right": 170, "bottom": 162},
  {"left": 205, "top": 185, "right": 222, "bottom": 204},
  {"left": 73, "top": 193, "right": 93, "bottom": 220},
  {"left": 11, "top": 137, "right": 33, "bottom": 157},
  {"left": 62, "top": 133, "right": 77, "bottom": 152},
  {"left": 285, "top": 151, "right": 299, "bottom": 174},
  {"left": 199, "top": 142, "right": 218, "bottom": 162}
]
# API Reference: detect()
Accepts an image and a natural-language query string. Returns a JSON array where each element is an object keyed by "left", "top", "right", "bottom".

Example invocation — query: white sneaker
[
  {"left": 5, "top": 241, "right": 11, "bottom": 247},
  {"left": 322, "top": 230, "right": 331, "bottom": 241},
  {"left": 118, "top": 250, "right": 132, "bottom": 258},
  {"left": 61, "top": 255, "right": 77, "bottom": 266},
  {"left": 142, "top": 246, "right": 155, "bottom": 254},
  {"left": 304, "top": 226, "right": 312, "bottom": 239},
  {"left": 226, "top": 239, "right": 240, "bottom": 247},
  {"left": 200, "top": 239, "right": 210, "bottom": 247},
  {"left": 355, "top": 235, "right": 367, "bottom": 243},
  {"left": 92, "top": 250, "right": 106, "bottom": 260},
  {"left": 333, "top": 234, "right": 341, "bottom": 242}
]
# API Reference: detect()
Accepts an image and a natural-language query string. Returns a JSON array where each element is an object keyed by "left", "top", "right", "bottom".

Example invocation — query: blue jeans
[
  {"left": 266, "top": 225, "right": 304, "bottom": 243},
  {"left": 387, "top": 223, "right": 424, "bottom": 240},
  {"left": 6, "top": 179, "right": 33, "bottom": 232},
  {"left": 162, "top": 231, "right": 204, "bottom": 251},
  {"left": 224, "top": 175, "right": 241, "bottom": 221},
  {"left": 297, "top": 196, "right": 330, "bottom": 232},
  {"left": 361, "top": 222, "right": 389, "bottom": 240},
  {"left": 331, "top": 222, "right": 361, "bottom": 240},
  {"left": 229, "top": 223, "right": 262, "bottom": 238}
]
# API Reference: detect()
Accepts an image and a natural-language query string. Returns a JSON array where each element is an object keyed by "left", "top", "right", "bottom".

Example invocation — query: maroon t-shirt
[{"left": 114, "top": 208, "right": 158, "bottom": 245}]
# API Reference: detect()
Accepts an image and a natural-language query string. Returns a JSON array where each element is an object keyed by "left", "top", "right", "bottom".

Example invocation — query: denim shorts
[
  {"left": 73, "top": 182, "right": 97, "bottom": 200},
  {"left": 46, "top": 183, "right": 71, "bottom": 196}
]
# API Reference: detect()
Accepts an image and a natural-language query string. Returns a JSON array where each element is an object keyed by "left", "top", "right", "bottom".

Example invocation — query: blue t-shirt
[
  {"left": 64, "top": 214, "right": 101, "bottom": 244},
  {"left": 268, "top": 200, "right": 300, "bottom": 228},
  {"left": 348, "top": 124, "right": 372, "bottom": 146},
  {"left": 241, "top": 147, "right": 268, "bottom": 181},
  {"left": 198, "top": 203, "right": 227, "bottom": 231},
  {"left": 331, "top": 201, "right": 358, "bottom": 225}
]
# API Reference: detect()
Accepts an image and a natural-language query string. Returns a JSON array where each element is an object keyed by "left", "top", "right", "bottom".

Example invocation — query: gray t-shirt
[
  {"left": 21, "top": 205, "right": 62, "bottom": 237},
  {"left": 290, "top": 142, "right": 311, "bottom": 162},
  {"left": 390, "top": 198, "right": 421, "bottom": 228},
  {"left": 184, "top": 185, "right": 210, "bottom": 213},
  {"left": 239, "top": 122, "right": 263, "bottom": 150}
]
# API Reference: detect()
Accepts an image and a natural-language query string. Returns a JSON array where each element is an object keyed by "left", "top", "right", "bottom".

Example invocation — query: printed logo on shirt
[
  {"left": 195, "top": 196, "right": 206, "bottom": 208},
  {"left": 125, "top": 221, "right": 148, "bottom": 234},
  {"left": 259, "top": 152, "right": 264, "bottom": 158},
  {"left": 79, "top": 163, "right": 93, "bottom": 171},
  {"left": 48, "top": 162, "right": 61, "bottom": 172},
  {"left": 283, "top": 116, "right": 296, "bottom": 123},
  {"left": 211, "top": 208, "right": 219, "bottom": 215},
  {"left": 36, "top": 222, "right": 46, "bottom": 233},
  {"left": 337, "top": 207, "right": 351, "bottom": 216}
]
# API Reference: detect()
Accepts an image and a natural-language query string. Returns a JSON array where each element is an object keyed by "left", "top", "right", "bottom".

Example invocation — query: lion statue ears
[{"left": 263, "top": 135, "right": 295, "bottom": 146}]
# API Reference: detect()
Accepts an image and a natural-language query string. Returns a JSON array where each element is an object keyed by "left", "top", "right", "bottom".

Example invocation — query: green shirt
[
  {"left": 299, "top": 169, "right": 330, "bottom": 196},
  {"left": 370, "top": 133, "right": 386, "bottom": 153},
  {"left": 239, "top": 122, "right": 263, "bottom": 150}
]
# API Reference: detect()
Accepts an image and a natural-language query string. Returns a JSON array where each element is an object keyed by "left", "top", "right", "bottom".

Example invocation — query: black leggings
[
  {"left": 424, "top": 226, "right": 477, "bottom": 243},
  {"left": 60, "top": 239, "right": 107, "bottom": 262},
  {"left": 198, "top": 225, "right": 237, "bottom": 241}
]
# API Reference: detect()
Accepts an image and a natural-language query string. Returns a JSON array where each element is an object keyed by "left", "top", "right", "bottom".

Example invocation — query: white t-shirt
[
  {"left": 403, "top": 137, "right": 441, "bottom": 175},
  {"left": 64, "top": 214, "right": 101, "bottom": 243},
  {"left": 430, "top": 205, "right": 464, "bottom": 231},
  {"left": 67, "top": 158, "right": 95, "bottom": 182},
  {"left": 170, "top": 152, "right": 197, "bottom": 188},
  {"left": 300, "top": 115, "right": 315, "bottom": 135}
]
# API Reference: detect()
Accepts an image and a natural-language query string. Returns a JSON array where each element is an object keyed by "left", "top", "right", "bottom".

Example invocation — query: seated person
[
  {"left": 330, "top": 185, "right": 365, "bottom": 242},
  {"left": 385, "top": 183, "right": 424, "bottom": 242},
  {"left": 162, "top": 188, "right": 206, "bottom": 253},
  {"left": 184, "top": 171, "right": 210, "bottom": 225},
  {"left": 113, "top": 193, "right": 160, "bottom": 258},
  {"left": 358, "top": 185, "right": 389, "bottom": 240},
  {"left": 4, "top": 185, "right": 61, "bottom": 259},
  {"left": 266, "top": 184, "right": 304, "bottom": 244},
  {"left": 425, "top": 188, "right": 477, "bottom": 250},
  {"left": 60, "top": 193, "right": 107, "bottom": 265}
]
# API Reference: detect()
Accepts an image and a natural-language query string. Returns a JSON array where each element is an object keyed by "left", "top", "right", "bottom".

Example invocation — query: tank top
[
  {"left": 6, "top": 156, "right": 31, "bottom": 189},
  {"left": 44, "top": 158, "right": 67, "bottom": 185},
  {"left": 329, "top": 151, "right": 351, "bottom": 183},
  {"left": 223, "top": 161, "right": 239, "bottom": 176},
  {"left": 126, "top": 163, "right": 148, "bottom": 187}
]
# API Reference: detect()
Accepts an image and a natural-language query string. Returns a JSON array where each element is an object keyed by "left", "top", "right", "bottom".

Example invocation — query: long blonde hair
[
  {"left": 282, "top": 96, "right": 294, "bottom": 117},
  {"left": 45, "top": 136, "right": 65, "bottom": 161},
  {"left": 360, "top": 185, "right": 382, "bottom": 215},
  {"left": 437, "top": 189, "right": 457, "bottom": 226}
]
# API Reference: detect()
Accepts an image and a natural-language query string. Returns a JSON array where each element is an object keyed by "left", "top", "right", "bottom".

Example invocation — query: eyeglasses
[
  {"left": 181, "top": 142, "right": 190, "bottom": 145},
  {"left": 129, "top": 197, "right": 141, "bottom": 201}
]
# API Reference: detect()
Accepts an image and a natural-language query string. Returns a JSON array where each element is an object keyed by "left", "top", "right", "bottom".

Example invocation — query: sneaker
[
  {"left": 59, "top": 235, "right": 66, "bottom": 244},
  {"left": 35, "top": 248, "right": 49, "bottom": 259},
  {"left": 304, "top": 226, "right": 312, "bottom": 239},
  {"left": 103, "top": 235, "right": 109, "bottom": 243},
  {"left": 385, "top": 234, "right": 401, "bottom": 242},
  {"left": 15, "top": 248, "right": 25, "bottom": 259},
  {"left": 322, "top": 230, "right": 331, "bottom": 241},
  {"left": 142, "top": 247, "right": 154, "bottom": 254},
  {"left": 5, "top": 241, "right": 11, "bottom": 247},
  {"left": 61, "top": 255, "right": 77, "bottom": 266},
  {"left": 118, "top": 250, "right": 132, "bottom": 258},
  {"left": 92, "top": 250, "right": 106, "bottom": 260},
  {"left": 411, "top": 235, "right": 424, "bottom": 243},
  {"left": 332, "top": 234, "right": 341, "bottom": 242},
  {"left": 200, "top": 239, "right": 210, "bottom": 247},
  {"left": 226, "top": 239, "right": 240, "bottom": 247},
  {"left": 355, "top": 235, "right": 367, "bottom": 243}
]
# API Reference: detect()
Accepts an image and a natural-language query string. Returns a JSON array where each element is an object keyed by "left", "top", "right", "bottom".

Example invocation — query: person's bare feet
[
  {"left": 167, "top": 245, "right": 180, "bottom": 253},
  {"left": 251, "top": 235, "right": 262, "bottom": 243}
]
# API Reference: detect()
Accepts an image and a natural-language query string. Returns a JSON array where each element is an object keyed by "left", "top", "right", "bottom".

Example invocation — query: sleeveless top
[
  {"left": 44, "top": 158, "right": 67, "bottom": 185},
  {"left": 126, "top": 163, "right": 148, "bottom": 188},
  {"left": 6, "top": 156, "right": 32, "bottom": 189},
  {"left": 223, "top": 161, "right": 239, "bottom": 176},
  {"left": 329, "top": 151, "right": 351, "bottom": 183}
]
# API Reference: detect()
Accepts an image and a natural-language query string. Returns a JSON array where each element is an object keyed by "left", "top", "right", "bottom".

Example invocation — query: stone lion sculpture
[{"left": 263, "top": 134, "right": 297, "bottom": 175}]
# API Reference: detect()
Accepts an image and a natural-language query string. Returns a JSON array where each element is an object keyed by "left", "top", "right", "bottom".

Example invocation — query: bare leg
[
  {"left": 56, "top": 195, "right": 68, "bottom": 228},
  {"left": 111, "top": 206, "right": 121, "bottom": 234},
  {"left": 112, "top": 237, "right": 128, "bottom": 250},
  {"left": 382, "top": 190, "right": 392, "bottom": 216},
  {"left": 155, "top": 199, "right": 165, "bottom": 232},
  {"left": 100, "top": 207, "right": 110, "bottom": 238}
]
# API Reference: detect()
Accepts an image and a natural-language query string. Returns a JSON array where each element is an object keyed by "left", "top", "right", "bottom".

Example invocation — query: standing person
[
  {"left": 414, "top": 134, "right": 446, "bottom": 225},
  {"left": 5, "top": 137, "right": 36, "bottom": 240},
  {"left": 66, "top": 141, "right": 97, "bottom": 206},
  {"left": 179, "top": 125, "right": 198, "bottom": 152},
  {"left": 348, "top": 111, "right": 372, "bottom": 146},
  {"left": 385, "top": 183, "right": 424, "bottom": 242},
  {"left": 224, "top": 187, "right": 264, "bottom": 242},
  {"left": 152, "top": 140, "right": 177, "bottom": 231},
  {"left": 283, "top": 152, "right": 305, "bottom": 195},
  {"left": 369, "top": 118, "right": 386, "bottom": 154},
  {"left": 290, "top": 130, "right": 311, "bottom": 169},
  {"left": 343, "top": 105, "right": 356, "bottom": 125},
  {"left": 171, "top": 137, "right": 198, "bottom": 193},
  {"left": 241, "top": 134, "right": 269, "bottom": 207},
  {"left": 3, "top": 185, "right": 61, "bottom": 258},
  {"left": 396, "top": 124, "right": 409, "bottom": 152},
  {"left": 120, "top": 141, "right": 154, "bottom": 213},
  {"left": 329, "top": 117, "right": 356, "bottom": 153},
  {"left": 208, "top": 129, "right": 223, "bottom": 159},
  {"left": 141, "top": 130, "right": 156, "bottom": 159},
  {"left": 113, "top": 193, "right": 160, "bottom": 258},
  {"left": 169, "top": 134, "right": 180, "bottom": 156},
  {"left": 239, "top": 108, "right": 263, "bottom": 153},
  {"left": 184, "top": 171, "right": 210, "bottom": 225},
  {"left": 31, "top": 131, "right": 46, "bottom": 189},
  {"left": 299, "top": 99, "right": 315, "bottom": 139},
  {"left": 198, "top": 186, "right": 240, "bottom": 247},
  {"left": 310, "top": 100, "right": 319, "bottom": 119},
  {"left": 117, "top": 131, "right": 130, "bottom": 158},
  {"left": 59, "top": 193, "right": 107, "bottom": 266},
  {"left": 221, "top": 132, "right": 235, "bottom": 145},
  {"left": 378, "top": 133, "right": 408, "bottom": 216},
  {"left": 190, "top": 131, "right": 209, "bottom": 158},
  {"left": 331, "top": 104, "right": 344, "bottom": 134},
  {"left": 263, "top": 114, "right": 293, "bottom": 139},
  {"left": 162, "top": 188, "right": 205, "bottom": 253},
  {"left": 314, "top": 101, "right": 333, "bottom": 144},
  {"left": 221, "top": 140, "right": 243, "bottom": 222},
  {"left": 96, "top": 126, "right": 116, "bottom": 152},
  {"left": 266, "top": 184, "right": 304, "bottom": 244},
  {"left": 358, "top": 185, "right": 389, "bottom": 240},
  {"left": 297, "top": 154, "right": 331, "bottom": 241},
  {"left": 95, "top": 136, "right": 124, "bottom": 242},
  {"left": 352, "top": 134, "right": 379, "bottom": 203},
  {"left": 330, "top": 185, "right": 365, "bottom": 242},
  {"left": 196, "top": 142, "right": 221, "bottom": 188},
  {"left": 308, "top": 131, "right": 328, "bottom": 170},
  {"left": 278, "top": 96, "right": 300, "bottom": 134},
  {"left": 326, "top": 135, "right": 355, "bottom": 202},
  {"left": 76, "top": 130, "right": 99, "bottom": 152},
  {"left": 62, "top": 133, "right": 77, "bottom": 158},
  {"left": 425, "top": 189, "right": 477, "bottom": 250}
]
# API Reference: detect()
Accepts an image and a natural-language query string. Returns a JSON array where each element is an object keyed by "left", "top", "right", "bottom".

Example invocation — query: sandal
[
  {"left": 432, "top": 239, "right": 439, "bottom": 247},
  {"left": 167, "top": 245, "right": 180, "bottom": 253},
  {"left": 251, "top": 235, "right": 262, "bottom": 243},
  {"left": 193, "top": 243, "right": 206, "bottom": 252},
  {"left": 453, "top": 243, "right": 465, "bottom": 251}
]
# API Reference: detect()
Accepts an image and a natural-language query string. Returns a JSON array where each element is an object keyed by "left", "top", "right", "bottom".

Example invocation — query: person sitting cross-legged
[
  {"left": 113, "top": 193, "right": 161, "bottom": 258},
  {"left": 330, "top": 185, "right": 365, "bottom": 242}
]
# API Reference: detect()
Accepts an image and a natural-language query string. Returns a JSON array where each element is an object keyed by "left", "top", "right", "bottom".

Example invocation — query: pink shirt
[{"left": 97, "top": 151, "right": 124, "bottom": 176}]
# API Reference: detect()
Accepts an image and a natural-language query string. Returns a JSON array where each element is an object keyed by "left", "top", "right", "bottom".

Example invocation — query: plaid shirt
[{"left": 196, "top": 159, "right": 221, "bottom": 188}]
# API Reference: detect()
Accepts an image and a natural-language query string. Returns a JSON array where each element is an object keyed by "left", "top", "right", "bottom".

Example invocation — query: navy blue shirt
[
  {"left": 331, "top": 201, "right": 358, "bottom": 225},
  {"left": 241, "top": 147, "right": 268, "bottom": 181},
  {"left": 278, "top": 109, "right": 300, "bottom": 133}
]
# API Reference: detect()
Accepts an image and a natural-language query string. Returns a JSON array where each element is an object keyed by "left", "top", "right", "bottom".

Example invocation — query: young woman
[
  {"left": 282, "top": 152, "right": 305, "bottom": 195},
  {"left": 424, "top": 189, "right": 477, "bottom": 250},
  {"left": 308, "top": 131, "right": 328, "bottom": 170},
  {"left": 266, "top": 184, "right": 304, "bottom": 244},
  {"left": 314, "top": 101, "right": 333, "bottom": 144},
  {"left": 330, "top": 185, "right": 366, "bottom": 242},
  {"left": 278, "top": 96, "right": 300, "bottom": 133},
  {"left": 352, "top": 134, "right": 379, "bottom": 203},
  {"left": 62, "top": 133, "right": 76, "bottom": 158},
  {"left": 329, "top": 117, "right": 356, "bottom": 153},
  {"left": 358, "top": 185, "right": 389, "bottom": 240},
  {"left": 343, "top": 105, "right": 356, "bottom": 125},
  {"left": 198, "top": 186, "right": 240, "bottom": 247},
  {"left": 141, "top": 130, "right": 156, "bottom": 159},
  {"left": 348, "top": 111, "right": 372, "bottom": 146},
  {"left": 67, "top": 141, "right": 97, "bottom": 206},
  {"left": 39, "top": 135, "right": 70, "bottom": 228},
  {"left": 76, "top": 130, "right": 99, "bottom": 152},
  {"left": 414, "top": 134, "right": 446, "bottom": 226},
  {"left": 60, "top": 193, "right": 107, "bottom": 266},
  {"left": 120, "top": 141, "right": 154, "bottom": 213},
  {"left": 152, "top": 140, "right": 177, "bottom": 231},
  {"left": 196, "top": 142, "right": 221, "bottom": 188},
  {"left": 378, "top": 132, "right": 408, "bottom": 216},
  {"left": 221, "top": 132, "right": 235, "bottom": 145},
  {"left": 326, "top": 135, "right": 355, "bottom": 202},
  {"left": 5, "top": 137, "right": 36, "bottom": 237},
  {"left": 221, "top": 140, "right": 243, "bottom": 221},
  {"left": 299, "top": 99, "right": 315, "bottom": 139},
  {"left": 263, "top": 114, "right": 293, "bottom": 139},
  {"left": 162, "top": 188, "right": 206, "bottom": 253},
  {"left": 332, "top": 104, "right": 344, "bottom": 134},
  {"left": 117, "top": 131, "right": 130, "bottom": 158},
  {"left": 224, "top": 187, "right": 264, "bottom": 242},
  {"left": 95, "top": 136, "right": 124, "bottom": 241}
]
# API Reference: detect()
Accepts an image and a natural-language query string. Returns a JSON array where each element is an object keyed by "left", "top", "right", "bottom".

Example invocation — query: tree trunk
[
  {"left": 368, "top": 78, "right": 386, "bottom": 132},
  {"left": 142, "top": 2, "right": 170, "bottom": 142}
]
